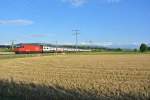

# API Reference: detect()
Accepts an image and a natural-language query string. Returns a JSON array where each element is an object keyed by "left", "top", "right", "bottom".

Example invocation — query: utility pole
[
  {"left": 72, "top": 30, "right": 80, "bottom": 51},
  {"left": 89, "top": 40, "right": 93, "bottom": 49},
  {"left": 11, "top": 40, "right": 15, "bottom": 51},
  {"left": 55, "top": 41, "right": 58, "bottom": 54}
]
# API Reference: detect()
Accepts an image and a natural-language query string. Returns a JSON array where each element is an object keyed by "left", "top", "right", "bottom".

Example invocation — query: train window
[
  {"left": 15, "top": 45, "right": 24, "bottom": 48},
  {"left": 15, "top": 45, "right": 21, "bottom": 48}
]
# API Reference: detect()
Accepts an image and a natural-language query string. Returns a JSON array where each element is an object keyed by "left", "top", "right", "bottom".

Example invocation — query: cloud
[
  {"left": 80, "top": 41, "right": 113, "bottom": 46},
  {"left": 30, "top": 34, "right": 48, "bottom": 38},
  {"left": 0, "top": 19, "right": 33, "bottom": 25},
  {"left": 106, "top": 0, "right": 122, "bottom": 3},
  {"left": 62, "top": 0, "right": 87, "bottom": 7},
  {"left": 93, "top": 42, "right": 113, "bottom": 46},
  {"left": 24, "top": 33, "right": 57, "bottom": 39},
  {"left": 62, "top": 0, "right": 123, "bottom": 7}
]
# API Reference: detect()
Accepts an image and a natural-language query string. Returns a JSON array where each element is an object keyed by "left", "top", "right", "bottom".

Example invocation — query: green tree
[
  {"left": 115, "top": 48, "right": 122, "bottom": 52},
  {"left": 140, "top": 43, "right": 148, "bottom": 52},
  {"left": 134, "top": 49, "right": 138, "bottom": 52},
  {"left": 148, "top": 47, "right": 150, "bottom": 51}
]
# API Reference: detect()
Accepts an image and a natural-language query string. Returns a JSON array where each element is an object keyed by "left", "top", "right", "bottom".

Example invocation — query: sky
[{"left": 0, "top": 0, "right": 150, "bottom": 47}]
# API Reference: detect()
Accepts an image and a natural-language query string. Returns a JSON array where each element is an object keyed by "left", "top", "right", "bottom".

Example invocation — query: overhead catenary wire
[{"left": 72, "top": 29, "right": 80, "bottom": 51}]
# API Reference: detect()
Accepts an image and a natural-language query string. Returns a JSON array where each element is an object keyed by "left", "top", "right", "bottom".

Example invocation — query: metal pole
[
  {"left": 72, "top": 30, "right": 80, "bottom": 52},
  {"left": 89, "top": 40, "right": 93, "bottom": 49},
  {"left": 11, "top": 40, "right": 15, "bottom": 51},
  {"left": 76, "top": 33, "right": 78, "bottom": 50},
  {"left": 56, "top": 41, "right": 58, "bottom": 54}
]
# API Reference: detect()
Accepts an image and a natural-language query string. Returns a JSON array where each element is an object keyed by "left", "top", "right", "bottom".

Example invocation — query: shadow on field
[{"left": 0, "top": 79, "right": 149, "bottom": 100}]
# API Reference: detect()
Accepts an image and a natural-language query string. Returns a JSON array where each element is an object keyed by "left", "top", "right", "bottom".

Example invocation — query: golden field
[{"left": 0, "top": 54, "right": 150, "bottom": 100}]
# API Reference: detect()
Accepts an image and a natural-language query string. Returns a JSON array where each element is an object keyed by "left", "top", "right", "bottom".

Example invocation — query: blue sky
[{"left": 0, "top": 0, "right": 150, "bottom": 46}]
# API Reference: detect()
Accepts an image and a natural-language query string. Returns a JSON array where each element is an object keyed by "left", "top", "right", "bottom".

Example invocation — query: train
[{"left": 14, "top": 44, "right": 91, "bottom": 54}]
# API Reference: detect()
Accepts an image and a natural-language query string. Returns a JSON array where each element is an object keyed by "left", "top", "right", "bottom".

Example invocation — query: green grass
[
  {"left": 0, "top": 48, "right": 11, "bottom": 52},
  {"left": 0, "top": 53, "right": 55, "bottom": 60},
  {"left": 0, "top": 51, "right": 150, "bottom": 60},
  {"left": 65, "top": 51, "right": 150, "bottom": 55}
]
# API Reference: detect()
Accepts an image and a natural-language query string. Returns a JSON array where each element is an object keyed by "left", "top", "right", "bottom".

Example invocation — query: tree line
[
  {"left": 0, "top": 43, "right": 150, "bottom": 53},
  {"left": 140, "top": 43, "right": 150, "bottom": 52}
]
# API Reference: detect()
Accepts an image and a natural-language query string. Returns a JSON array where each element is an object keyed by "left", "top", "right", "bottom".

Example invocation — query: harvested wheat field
[{"left": 0, "top": 54, "right": 150, "bottom": 100}]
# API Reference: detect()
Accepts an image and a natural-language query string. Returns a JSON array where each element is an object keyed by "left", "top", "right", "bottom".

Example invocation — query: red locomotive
[{"left": 14, "top": 44, "right": 43, "bottom": 54}]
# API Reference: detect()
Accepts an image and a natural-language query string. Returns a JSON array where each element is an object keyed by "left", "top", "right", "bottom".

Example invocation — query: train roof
[{"left": 15, "top": 43, "right": 57, "bottom": 48}]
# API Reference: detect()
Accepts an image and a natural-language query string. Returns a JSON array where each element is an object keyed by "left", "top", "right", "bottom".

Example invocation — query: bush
[{"left": 140, "top": 43, "right": 148, "bottom": 52}]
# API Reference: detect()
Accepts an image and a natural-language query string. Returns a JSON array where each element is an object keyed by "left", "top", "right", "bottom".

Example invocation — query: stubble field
[{"left": 0, "top": 54, "right": 149, "bottom": 100}]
